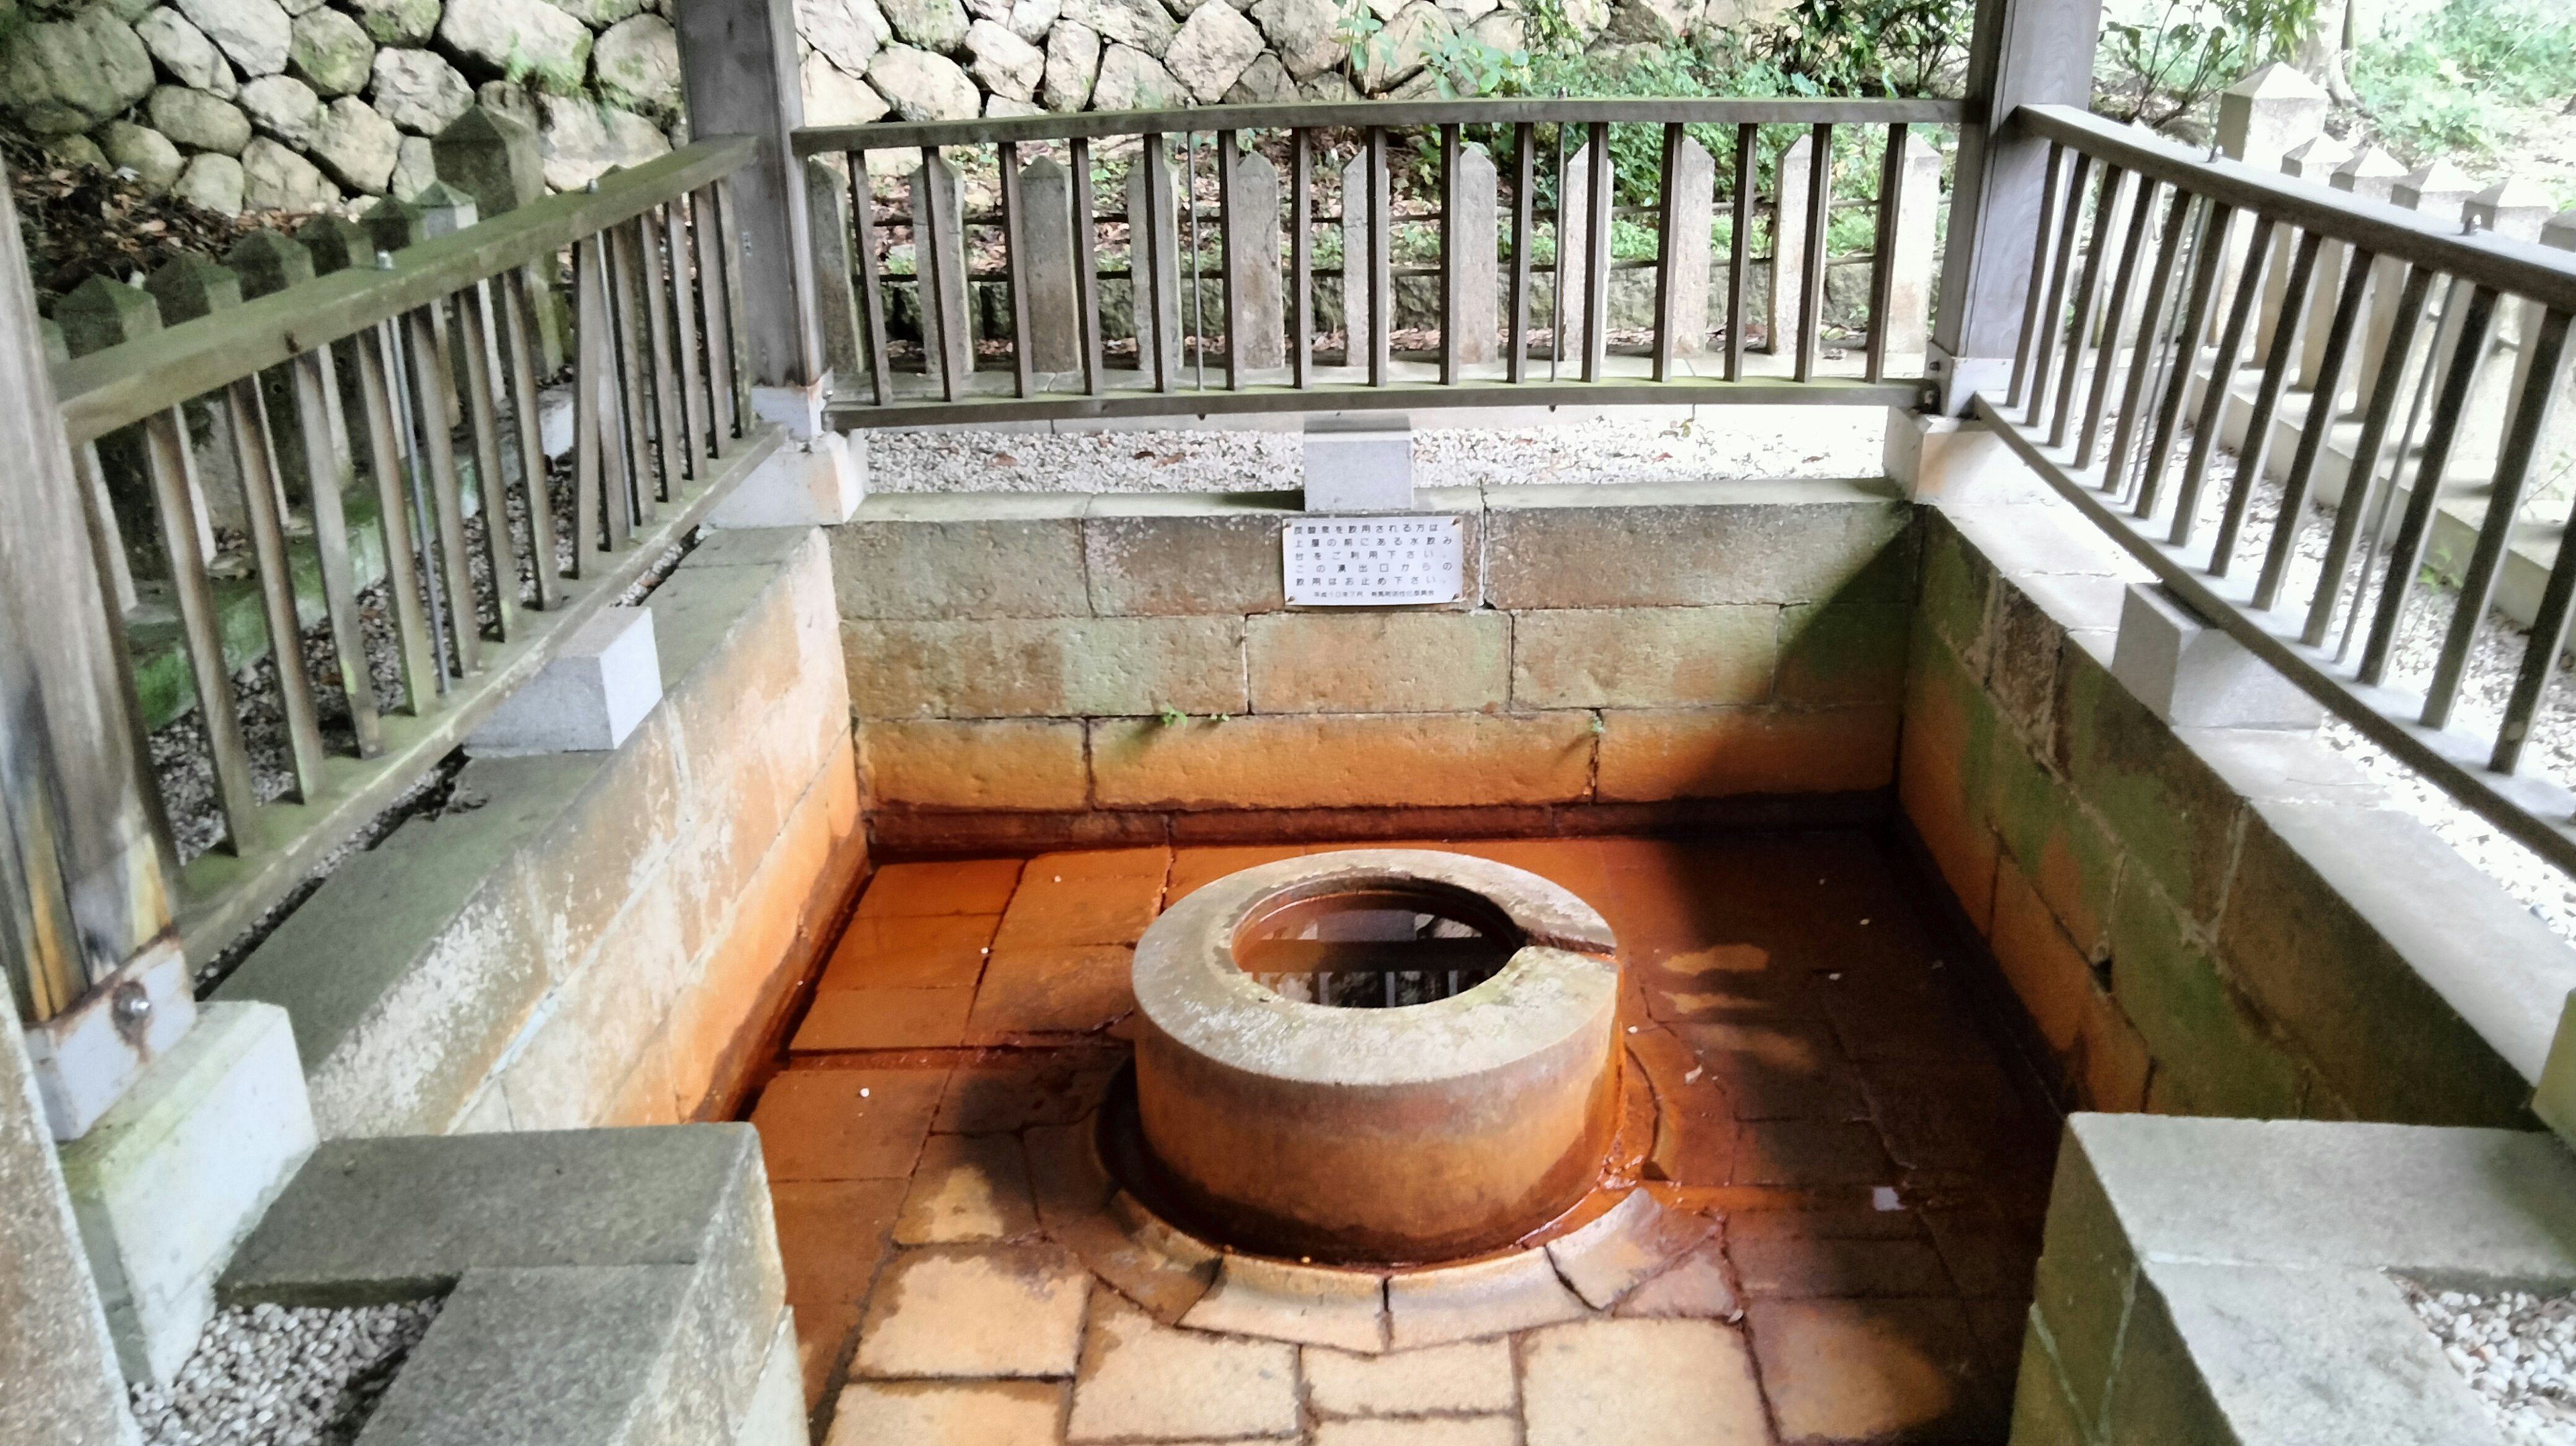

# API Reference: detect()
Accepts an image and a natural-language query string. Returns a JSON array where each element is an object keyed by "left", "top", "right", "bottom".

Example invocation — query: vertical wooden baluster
[
  {"left": 286, "top": 345, "right": 382, "bottom": 756},
  {"left": 1652, "top": 121, "right": 1683, "bottom": 384},
  {"left": 2253, "top": 245, "right": 2375, "bottom": 610},
  {"left": 2025, "top": 151, "right": 2092, "bottom": 428},
  {"left": 226, "top": 375, "right": 327, "bottom": 797},
  {"left": 403, "top": 304, "right": 480, "bottom": 673},
  {"left": 2047, "top": 163, "right": 2123, "bottom": 447},
  {"left": 847, "top": 154, "right": 896, "bottom": 409},
  {"left": 2358, "top": 285, "right": 2502, "bottom": 685},
  {"left": 2169, "top": 215, "right": 2275, "bottom": 547},
  {"left": 572, "top": 236, "right": 608, "bottom": 573},
  {"left": 716, "top": 180, "right": 754, "bottom": 438},
  {"left": 2135, "top": 199, "right": 2231, "bottom": 522},
  {"left": 454, "top": 282, "right": 520, "bottom": 635},
  {"left": 2008, "top": 144, "right": 2068, "bottom": 411},
  {"left": 1726, "top": 122, "right": 1754, "bottom": 384},
  {"left": 1070, "top": 137, "right": 1104, "bottom": 398},
  {"left": 141, "top": 407, "right": 258, "bottom": 843},
  {"left": 355, "top": 325, "right": 438, "bottom": 710},
  {"left": 2078, "top": 177, "right": 2160, "bottom": 469},
  {"left": 1794, "top": 122, "right": 1831, "bottom": 384},
  {"left": 1865, "top": 122, "right": 1908, "bottom": 385},
  {"left": 1000, "top": 140, "right": 1036, "bottom": 400},
  {"left": 1219, "top": 130, "right": 1244, "bottom": 391},
  {"left": 662, "top": 204, "right": 710, "bottom": 471},
  {"left": 2107, "top": 189, "right": 2198, "bottom": 504},
  {"left": 1291, "top": 129, "right": 1312, "bottom": 390},
  {"left": 1442, "top": 122, "right": 1462, "bottom": 387},
  {"left": 2207, "top": 229, "right": 2322, "bottom": 577},
  {"left": 2493, "top": 315, "right": 2576, "bottom": 771},
  {"left": 497, "top": 269, "right": 561, "bottom": 606},
  {"left": 638, "top": 210, "right": 685, "bottom": 503},
  {"left": 1509, "top": 121, "right": 1533, "bottom": 386},
  {"left": 2302, "top": 263, "right": 2433, "bottom": 647},
  {"left": 1369, "top": 125, "right": 1391, "bottom": 387},
  {"left": 1549, "top": 117, "right": 1567, "bottom": 382},
  {"left": 1582, "top": 121, "right": 1611, "bottom": 383},
  {"left": 694, "top": 186, "right": 739, "bottom": 453},
  {"left": 1143, "top": 132, "right": 1179, "bottom": 393},
  {"left": 2426, "top": 307, "right": 2569, "bottom": 730},
  {"left": 1186, "top": 131, "right": 1205, "bottom": 390},
  {"left": 608, "top": 223, "right": 655, "bottom": 529}
]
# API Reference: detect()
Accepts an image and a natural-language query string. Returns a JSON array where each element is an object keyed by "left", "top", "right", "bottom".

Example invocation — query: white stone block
[
  {"left": 1304, "top": 414, "right": 1413, "bottom": 512},
  {"left": 2112, "top": 583, "right": 2322, "bottom": 730},
  {"left": 1883, "top": 412, "right": 2047, "bottom": 503},
  {"left": 467, "top": 606, "right": 661, "bottom": 756},
  {"left": 706, "top": 430, "right": 867, "bottom": 529},
  {"left": 23, "top": 940, "right": 197, "bottom": 1142},
  {"left": 57, "top": 1002, "right": 317, "bottom": 1385},
  {"left": 734, "top": 1310, "right": 806, "bottom": 1446},
  {"left": 749, "top": 375, "right": 832, "bottom": 439},
  {"left": 537, "top": 384, "right": 576, "bottom": 459}
]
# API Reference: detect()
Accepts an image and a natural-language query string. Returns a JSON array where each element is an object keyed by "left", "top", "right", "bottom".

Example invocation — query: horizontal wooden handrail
[
  {"left": 796, "top": 97, "right": 1974, "bottom": 156},
  {"left": 2017, "top": 104, "right": 2576, "bottom": 313},
  {"left": 54, "top": 136, "right": 756, "bottom": 445}
]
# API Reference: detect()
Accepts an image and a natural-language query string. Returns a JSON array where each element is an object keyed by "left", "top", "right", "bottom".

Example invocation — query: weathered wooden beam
[{"left": 674, "top": 0, "right": 821, "bottom": 391}]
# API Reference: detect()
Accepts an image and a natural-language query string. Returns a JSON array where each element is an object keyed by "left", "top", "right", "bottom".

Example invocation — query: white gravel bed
[
  {"left": 2406, "top": 1282, "right": 2576, "bottom": 1445},
  {"left": 863, "top": 410, "right": 1889, "bottom": 494},
  {"left": 129, "top": 1299, "right": 441, "bottom": 1446}
]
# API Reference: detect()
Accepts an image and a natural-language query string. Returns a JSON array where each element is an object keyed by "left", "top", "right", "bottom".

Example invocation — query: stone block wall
[
  {"left": 834, "top": 480, "right": 1915, "bottom": 845},
  {"left": 217, "top": 526, "right": 863, "bottom": 1137},
  {"left": 3, "top": 0, "right": 682, "bottom": 214},
  {"left": 1902, "top": 493, "right": 2576, "bottom": 1129}
]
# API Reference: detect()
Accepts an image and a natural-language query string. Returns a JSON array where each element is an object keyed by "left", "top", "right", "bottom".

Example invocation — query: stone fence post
[{"left": 2209, "top": 63, "right": 2326, "bottom": 345}]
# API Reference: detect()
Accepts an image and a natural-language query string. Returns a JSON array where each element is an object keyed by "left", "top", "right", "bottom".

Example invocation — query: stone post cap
[
  {"left": 294, "top": 213, "right": 374, "bottom": 274},
  {"left": 227, "top": 228, "right": 317, "bottom": 298},
  {"left": 2394, "top": 160, "right": 2478, "bottom": 215},
  {"left": 362, "top": 194, "right": 429, "bottom": 252},
  {"left": 2279, "top": 134, "right": 2351, "bottom": 179},
  {"left": 145, "top": 254, "right": 242, "bottom": 323},
  {"left": 53, "top": 274, "right": 163, "bottom": 355},
  {"left": 2223, "top": 60, "right": 2328, "bottom": 101},
  {"left": 432, "top": 104, "right": 543, "bottom": 218},
  {"left": 2545, "top": 208, "right": 2576, "bottom": 251},
  {"left": 2328, "top": 146, "right": 2405, "bottom": 199},
  {"left": 411, "top": 180, "right": 480, "bottom": 237},
  {"left": 2465, "top": 180, "right": 2557, "bottom": 241}
]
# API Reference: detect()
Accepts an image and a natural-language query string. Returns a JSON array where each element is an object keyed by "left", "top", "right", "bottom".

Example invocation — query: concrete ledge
[
  {"left": 2018, "top": 1114, "right": 2576, "bottom": 1445},
  {"left": 1906, "top": 485, "right": 2576, "bottom": 1127},
  {"left": 223, "top": 1125, "right": 788, "bottom": 1446}
]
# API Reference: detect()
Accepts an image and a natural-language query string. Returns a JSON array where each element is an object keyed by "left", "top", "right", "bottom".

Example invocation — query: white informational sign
[{"left": 1283, "top": 515, "right": 1466, "bottom": 606}]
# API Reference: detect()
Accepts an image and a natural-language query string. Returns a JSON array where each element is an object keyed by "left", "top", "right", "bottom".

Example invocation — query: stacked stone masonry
[
  {"left": 3, "top": 0, "right": 685, "bottom": 214},
  {"left": 217, "top": 528, "right": 867, "bottom": 1139},
  {"left": 1900, "top": 489, "right": 2576, "bottom": 1131},
  {"left": 836, "top": 480, "right": 1915, "bottom": 838}
]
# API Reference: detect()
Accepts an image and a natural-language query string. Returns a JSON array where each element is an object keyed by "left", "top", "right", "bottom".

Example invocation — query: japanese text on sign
[{"left": 1283, "top": 515, "right": 1466, "bottom": 606}]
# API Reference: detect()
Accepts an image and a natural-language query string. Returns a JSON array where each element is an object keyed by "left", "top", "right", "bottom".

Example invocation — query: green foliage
[
  {"left": 1159, "top": 706, "right": 1187, "bottom": 727},
  {"left": 503, "top": 40, "right": 589, "bottom": 99},
  {"left": 2094, "top": 0, "right": 2318, "bottom": 135},
  {"left": 2350, "top": 0, "right": 2576, "bottom": 162},
  {"left": 1751, "top": 0, "right": 1974, "bottom": 97},
  {"left": 1339, "top": 7, "right": 1530, "bottom": 99}
]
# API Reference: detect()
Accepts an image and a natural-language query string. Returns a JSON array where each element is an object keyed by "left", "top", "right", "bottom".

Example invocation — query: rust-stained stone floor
[{"left": 745, "top": 834, "right": 2062, "bottom": 1446}]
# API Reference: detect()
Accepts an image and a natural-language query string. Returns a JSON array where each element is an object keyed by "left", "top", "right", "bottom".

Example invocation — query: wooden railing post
[
  {"left": 0, "top": 174, "right": 174, "bottom": 1032},
  {"left": 1930, "top": 0, "right": 2105, "bottom": 412},
  {"left": 676, "top": 0, "right": 824, "bottom": 400}
]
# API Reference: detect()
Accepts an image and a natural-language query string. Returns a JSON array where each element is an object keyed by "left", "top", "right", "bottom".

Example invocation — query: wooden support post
[
  {"left": 675, "top": 0, "right": 822, "bottom": 391},
  {"left": 0, "top": 174, "right": 172, "bottom": 1023},
  {"left": 1931, "top": 0, "right": 2106, "bottom": 412}
]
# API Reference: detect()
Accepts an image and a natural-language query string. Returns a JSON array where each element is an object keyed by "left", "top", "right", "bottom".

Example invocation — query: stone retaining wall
[
  {"left": 215, "top": 526, "right": 863, "bottom": 1137},
  {"left": 833, "top": 480, "right": 1915, "bottom": 846},
  {"left": 1902, "top": 489, "right": 2576, "bottom": 1127},
  {"left": 4, "top": 0, "right": 682, "bottom": 213}
]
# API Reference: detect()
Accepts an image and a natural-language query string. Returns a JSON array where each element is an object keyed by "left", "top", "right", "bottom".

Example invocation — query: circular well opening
[{"left": 1228, "top": 877, "right": 1525, "bottom": 1009}]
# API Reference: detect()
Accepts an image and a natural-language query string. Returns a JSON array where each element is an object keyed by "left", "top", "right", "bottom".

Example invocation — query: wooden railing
[
  {"left": 44, "top": 137, "right": 773, "bottom": 968},
  {"left": 794, "top": 99, "right": 1968, "bottom": 428},
  {"left": 1979, "top": 104, "right": 2576, "bottom": 873}
]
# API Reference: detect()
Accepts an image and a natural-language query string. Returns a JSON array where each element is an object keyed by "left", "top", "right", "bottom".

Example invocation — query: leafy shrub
[{"left": 2350, "top": 0, "right": 2576, "bottom": 162}]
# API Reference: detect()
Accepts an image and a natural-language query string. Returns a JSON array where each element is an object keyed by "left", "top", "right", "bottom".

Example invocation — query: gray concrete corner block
[
  {"left": 2112, "top": 583, "right": 2322, "bottom": 730},
  {"left": 1883, "top": 411, "right": 2047, "bottom": 504},
  {"left": 468, "top": 607, "right": 663, "bottom": 756},
  {"left": 56, "top": 1002, "right": 317, "bottom": 1386},
  {"left": 707, "top": 429, "right": 867, "bottom": 529},
  {"left": 1304, "top": 412, "right": 1413, "bottom": 512}
]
